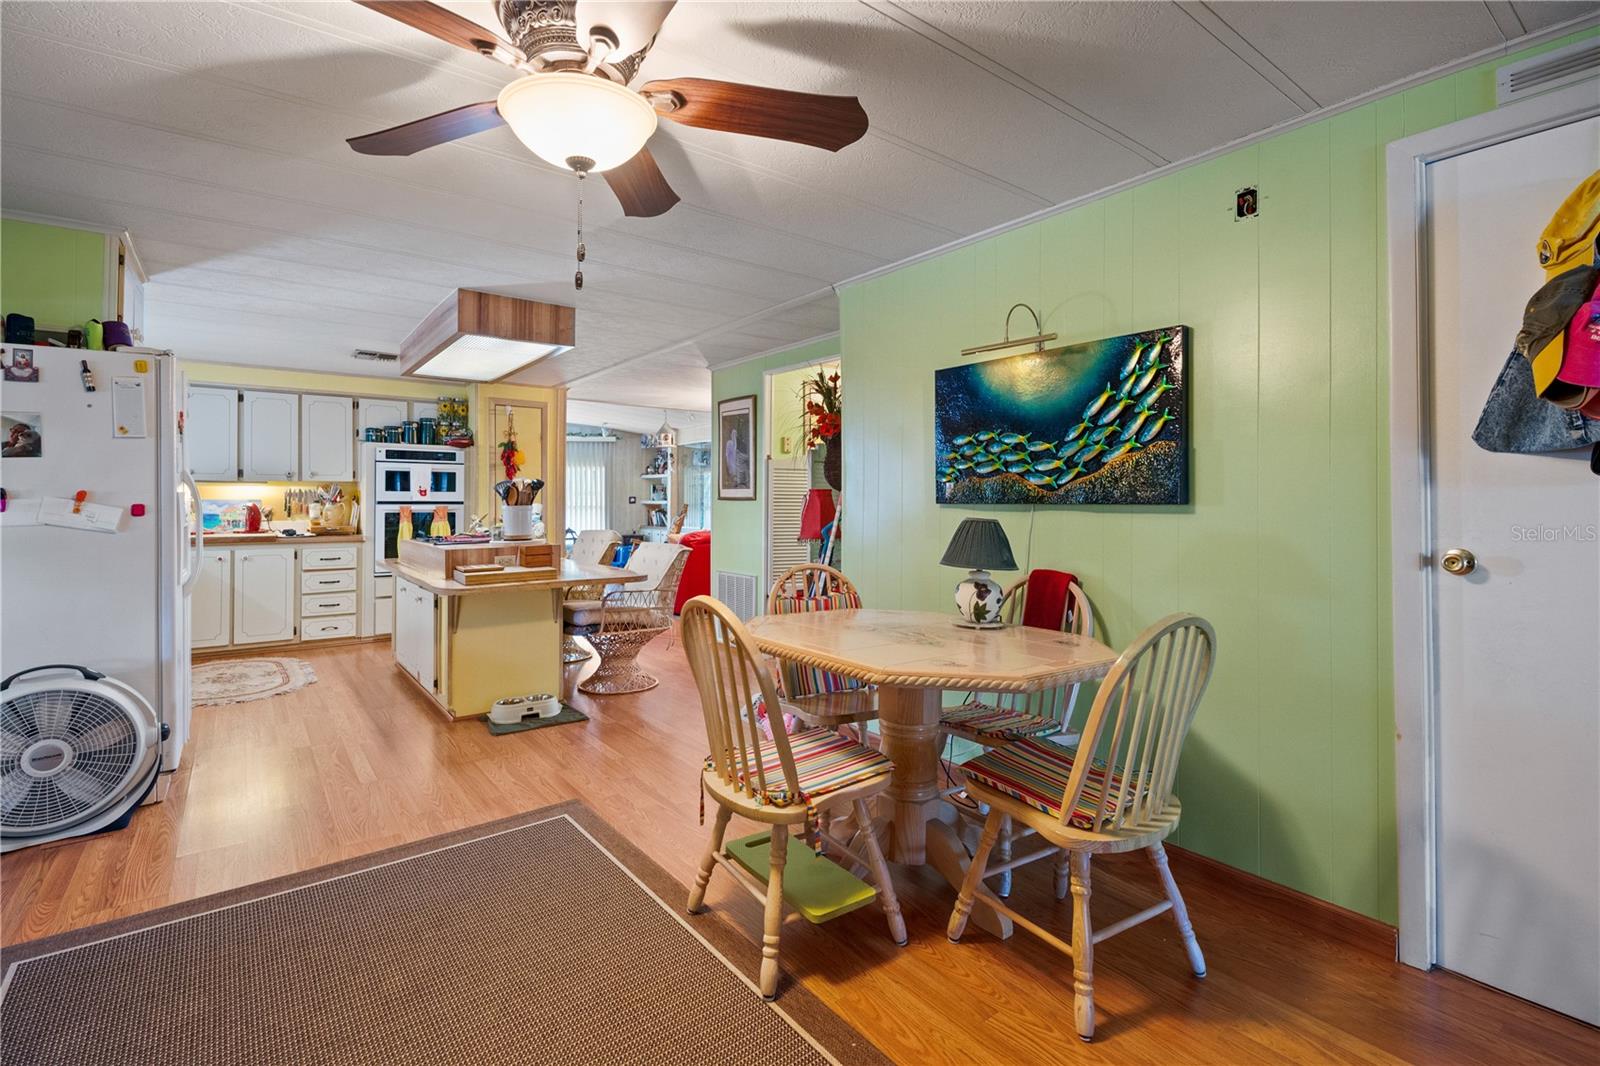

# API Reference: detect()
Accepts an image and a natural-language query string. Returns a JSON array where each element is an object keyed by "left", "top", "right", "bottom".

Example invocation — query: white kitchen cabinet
[
  {"left": 393, "top": 577, "right": 436, "bottom": 692},
  {"left": 410, "top": 400, "right": 439, "bottom": 422},
  {"left": 191, "top": 549, "right": 232, "bottom": 648},
  {"left": 300, "top": 393, "right": 354, "bottom": 481},
  {"left": 358, "top": 397, "right": 408, "bottom": 436},
  {"left": 239, "top": 390, "right": 299, "bottom": 482},
  {"left": 186, "top": 386, "right": 238, "bottom": 481},
  {"left": 233, "top": 547, "right": 298, "bottom": 645}
]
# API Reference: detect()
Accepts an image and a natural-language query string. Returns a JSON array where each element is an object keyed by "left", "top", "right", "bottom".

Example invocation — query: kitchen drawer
[
  {"left": 374, "top": 573, "right": 394, "bottom": 600},
  {"left": 301, "top": 545, "right": 357, "bottom": 570},
  {"left": 301, "top": 569, "right": 356, "bottom": 593},
  {"left": 301, "top": 616, "right": 356, "bottom": 641},
  {"left": 301, "top": 591, "right": 356, "bottom": 617}
]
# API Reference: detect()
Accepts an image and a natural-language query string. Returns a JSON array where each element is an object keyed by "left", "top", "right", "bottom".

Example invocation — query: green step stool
[{"left": 725, "top": 831, "right": 877, "bottom": 924}]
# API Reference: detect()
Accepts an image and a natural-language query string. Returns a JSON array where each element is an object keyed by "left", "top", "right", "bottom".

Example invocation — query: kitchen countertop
[
  {"left": 388, "top": 557, "right": 645, "bottom": 597},
  {"left": 195, "top": 533, "right": 367, "bottom": 546}
]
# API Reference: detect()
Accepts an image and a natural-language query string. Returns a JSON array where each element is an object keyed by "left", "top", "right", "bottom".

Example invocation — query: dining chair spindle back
[
  {"left": 681, "top": 596, "right": 906, "bottom": 999},
  {"left": 947, "top": 612, "right": 1216, "bottom": 1042}
]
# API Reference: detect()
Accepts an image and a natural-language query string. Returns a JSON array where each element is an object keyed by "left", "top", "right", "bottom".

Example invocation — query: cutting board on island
[{"left": 398, "top": 539, "right": 559, "bottom": 585}]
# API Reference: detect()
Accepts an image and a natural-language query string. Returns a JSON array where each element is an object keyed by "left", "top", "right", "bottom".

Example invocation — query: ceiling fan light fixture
[{"left": 496, "top": 72, "right": 657, "bottom": 173}]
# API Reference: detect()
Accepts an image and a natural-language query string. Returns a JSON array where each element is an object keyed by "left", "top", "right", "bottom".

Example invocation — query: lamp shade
[
  {"left": 797, "top": 489, "right": 837, "bottom": 541},
  {"left": 939, "top": 518, "right": 1017, "bottom": 571},
  {"left": 496, "top": 73, "right": 659, "bottom": 173}
]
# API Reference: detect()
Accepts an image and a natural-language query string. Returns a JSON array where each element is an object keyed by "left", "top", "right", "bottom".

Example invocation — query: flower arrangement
[
  {"left": 499, "top": 410, "right": 526, "bottom": 481},
  {"left": 801, "top": 367, "right": 841, "bottom": 451}
]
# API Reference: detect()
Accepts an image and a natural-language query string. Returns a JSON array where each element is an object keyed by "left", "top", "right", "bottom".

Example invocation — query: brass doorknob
[{"left": 1440, "top": 548, "right": 1476, "bottom": 576}]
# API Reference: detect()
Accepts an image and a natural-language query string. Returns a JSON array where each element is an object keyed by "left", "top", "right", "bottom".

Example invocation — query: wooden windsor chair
[
  {"left": 681, "top": 595, "right": 906, "bottom": 1000},
  {"left": 947, "top": 613, "right": 1216, "bottom": 1042}
]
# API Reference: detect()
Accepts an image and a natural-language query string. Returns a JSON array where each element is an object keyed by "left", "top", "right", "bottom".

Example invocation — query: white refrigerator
[{"left": 1, "top": 344, "right": 196, "bottom": 770}]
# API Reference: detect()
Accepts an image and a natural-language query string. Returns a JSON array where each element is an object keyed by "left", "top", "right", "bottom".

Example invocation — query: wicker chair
[
  {"left": 765, "top": 563, "right": 878, "bottom": 738},
  {"left": 682, "top": 595, "right": 905, "bottom": 1000},
  {"left": 564, "top": 528, "right": 622, "bottom": 603},
  {"left": 571, "top": 542, "right": 688, "bottom": 695},
  {"left": 948, "top": 614, "right": 1216, "bottom": 1041}
]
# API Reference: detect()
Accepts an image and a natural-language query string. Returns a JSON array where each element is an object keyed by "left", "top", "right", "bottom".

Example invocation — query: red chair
[{"left": 672, "top": 529, "right": 711, "bottom": 613}]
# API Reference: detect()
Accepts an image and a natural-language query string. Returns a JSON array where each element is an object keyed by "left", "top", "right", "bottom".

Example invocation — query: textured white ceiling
[{"left": 2, "top": 1, "right": 1593, "bottom": 411}]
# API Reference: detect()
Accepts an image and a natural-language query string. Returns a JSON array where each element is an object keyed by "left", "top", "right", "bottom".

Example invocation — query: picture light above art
[{"left": 935, "top": 326, "right": 1190, "bottom": 506}]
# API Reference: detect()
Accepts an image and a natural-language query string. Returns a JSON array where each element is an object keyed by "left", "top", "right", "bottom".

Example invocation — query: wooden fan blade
[
  {"left": 348, "top": 101, "right": 504, "bottom": 156},
  {"left": 603, "top": 148, "right": 680, "bottom": 217},
  {"left": 352, "top": 1, "right": 525, "bottom": 67},
  {"left": 640, "top": 78, "right": 867, "bottom": 151}
]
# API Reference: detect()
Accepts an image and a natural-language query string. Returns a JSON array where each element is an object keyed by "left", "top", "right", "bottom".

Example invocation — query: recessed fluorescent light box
[{"left": 400, "top": 289, "right": 575, "bottom": 382}]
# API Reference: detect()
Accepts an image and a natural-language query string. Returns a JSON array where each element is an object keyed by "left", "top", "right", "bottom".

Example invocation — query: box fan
[{"left": 1, "top": 665, "right": 164, "bottom": 853}]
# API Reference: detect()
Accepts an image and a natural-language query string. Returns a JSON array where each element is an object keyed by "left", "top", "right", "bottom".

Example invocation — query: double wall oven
[{"left": 370, "top": 445, "right": 467, "bottom": 577}]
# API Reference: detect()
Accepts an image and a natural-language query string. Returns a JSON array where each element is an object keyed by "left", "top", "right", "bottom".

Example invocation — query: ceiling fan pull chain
[{"left": 574, "top": 171, "right": 586, "bottom": 291}]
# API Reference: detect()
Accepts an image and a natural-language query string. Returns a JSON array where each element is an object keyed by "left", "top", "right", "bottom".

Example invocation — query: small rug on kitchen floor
[
  {"left": 0, "top": 801, "right": 888, "bottom": 1066},
  {"left": 192, "top": 657, "right": 316, "bottom": 706}
]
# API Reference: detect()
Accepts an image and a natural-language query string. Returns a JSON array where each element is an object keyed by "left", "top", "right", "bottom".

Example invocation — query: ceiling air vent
[
  {"left": 1496, "top": 39, "right": 1600, "bottom": 106},
  {"left": 352, "top": 349, "right": 399, "bottom": 362}
]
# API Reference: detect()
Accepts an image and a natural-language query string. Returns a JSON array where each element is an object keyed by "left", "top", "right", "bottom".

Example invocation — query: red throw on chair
[{"left": 673, "top": 529, "right": 711, "bottom": 613}]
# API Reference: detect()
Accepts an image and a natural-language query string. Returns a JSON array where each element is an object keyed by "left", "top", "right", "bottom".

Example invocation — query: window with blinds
[{"left": 566, "top": 441, "right": 608, "bottom": 536}]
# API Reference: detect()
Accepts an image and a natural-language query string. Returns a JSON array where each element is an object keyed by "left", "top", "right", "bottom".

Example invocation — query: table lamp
[{"left": 940, "top": 517, "right": 1017, "bottom": 628}]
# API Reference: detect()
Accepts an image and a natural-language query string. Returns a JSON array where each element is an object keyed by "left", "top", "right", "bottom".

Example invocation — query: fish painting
[{"left": 934, "top": 325, "right": 1189, "bottom": 505}]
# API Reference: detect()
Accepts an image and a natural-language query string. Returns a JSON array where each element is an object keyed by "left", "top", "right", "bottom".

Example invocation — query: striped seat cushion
[
  {"left": 940, "top": 702, "right": 1060, "bottom": 742},
  {"left": 720, "top": 727, "right": 892, "bottom": 808},
  {"left": 771, "top": 591, "right": 866, "bottom": 699},
  {"left": 961, "top": 738, "right": 1125, "bottom": 830}
]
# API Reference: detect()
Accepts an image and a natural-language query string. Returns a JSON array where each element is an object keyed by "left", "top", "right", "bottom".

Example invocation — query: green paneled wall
[
  {"left": 0, "top": 219, "right": 107, "bottom": 329},
  {"left": 710, "top": 335, "right": 840, "bottom": 583},
  {"left": 713, "top": 28, "right": 1595, "bottom": 922}
]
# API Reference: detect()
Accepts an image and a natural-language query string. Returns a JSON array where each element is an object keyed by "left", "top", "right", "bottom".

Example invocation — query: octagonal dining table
[{"left": 745, "top": 607, "right": 1119, "bottom": 939}]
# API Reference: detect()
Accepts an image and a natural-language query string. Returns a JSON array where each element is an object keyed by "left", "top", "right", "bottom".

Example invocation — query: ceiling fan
[{"left": 347, "top": 0, "right": 870, "bottom": 220}]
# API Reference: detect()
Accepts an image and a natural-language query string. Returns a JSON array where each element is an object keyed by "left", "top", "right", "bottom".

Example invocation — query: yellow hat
[
  {"left": 1530, "top": 171, "right": 1600, "bottom": 395},
  {"left": 1539, "top": 170, "right": 1600, "bottom": 281}
]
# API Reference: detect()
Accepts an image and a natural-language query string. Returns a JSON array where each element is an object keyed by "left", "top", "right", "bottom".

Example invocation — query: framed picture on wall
[
  {"left": 717, "top": 394, "right": 757, "bottom": 500},
  {"left": 934, "top": 325, "right": 1190, "bottom": 506}
]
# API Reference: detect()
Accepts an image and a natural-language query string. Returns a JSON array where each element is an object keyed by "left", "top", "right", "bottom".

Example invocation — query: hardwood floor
[{"left": 4, "top": 639, "right": 1594, "bottom": 1064}]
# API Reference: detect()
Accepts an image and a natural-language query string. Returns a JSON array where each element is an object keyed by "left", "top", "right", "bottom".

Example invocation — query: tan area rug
[
  {"left": 0, "top": 801, "right": 888, "bottom": 1066},
  {"left": 192, "top": 657, "right": 316, "bottom": 706}
]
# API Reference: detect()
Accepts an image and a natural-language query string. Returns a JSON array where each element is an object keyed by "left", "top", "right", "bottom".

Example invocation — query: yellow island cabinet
[{"left": 388, "top": 539, "right": 643, "bottom": 719}]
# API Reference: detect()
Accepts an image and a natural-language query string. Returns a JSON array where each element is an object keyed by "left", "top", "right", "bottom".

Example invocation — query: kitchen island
[{"left": 388, "top": 540, "right": 643, "bottom": 720}]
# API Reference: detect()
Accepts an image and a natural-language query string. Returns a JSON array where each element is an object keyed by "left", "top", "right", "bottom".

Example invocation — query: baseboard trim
[
  {"left": 1164, "top": 844, "right": 1397, "bottom": 960},
  {"left": 192, "top": 635, "right": 388, "bottom": 660}
]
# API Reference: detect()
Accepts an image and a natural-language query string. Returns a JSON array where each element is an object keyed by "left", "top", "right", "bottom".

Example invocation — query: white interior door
[{"left": 1426, "top": 116, "right": 1600, "bottom": 1024}]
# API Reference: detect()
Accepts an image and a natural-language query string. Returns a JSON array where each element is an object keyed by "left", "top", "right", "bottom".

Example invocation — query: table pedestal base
[{"left": 876, "top": 685, "right": 1013, "bottom": 940}]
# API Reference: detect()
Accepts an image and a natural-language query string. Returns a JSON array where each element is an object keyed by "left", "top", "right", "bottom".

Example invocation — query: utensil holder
[{"left": 502, "top": 504, "right": 535, "bottom": 541}]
